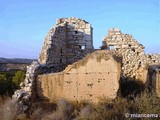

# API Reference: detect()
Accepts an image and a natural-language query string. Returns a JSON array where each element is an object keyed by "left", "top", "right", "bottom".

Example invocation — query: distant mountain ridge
[
  {"left": 0, "top": 57, "right": 37, "bottom": 64},
  {"left": 0, "top": 58, "right": 37, "bottom": 71}
]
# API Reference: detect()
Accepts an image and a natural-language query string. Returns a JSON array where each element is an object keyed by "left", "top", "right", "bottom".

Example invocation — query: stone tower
[{"left": 38, "top": 17, "right": 94, "bottom": 66}]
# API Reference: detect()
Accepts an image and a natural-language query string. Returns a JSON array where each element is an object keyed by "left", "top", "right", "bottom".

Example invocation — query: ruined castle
[{"left": 13, "top": 17, "right": 160, "bottom": 105}]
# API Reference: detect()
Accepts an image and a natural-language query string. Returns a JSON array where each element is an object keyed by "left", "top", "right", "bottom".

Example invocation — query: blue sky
[{"left": 0, "top": 0, "right": 159, "bottom": 58}]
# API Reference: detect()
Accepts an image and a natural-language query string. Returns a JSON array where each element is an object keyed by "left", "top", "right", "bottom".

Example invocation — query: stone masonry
[
  {"left": 13, "top": 18, "right": 160, "bottom": 110},
  {"left": 39, "top": 17, "right": 94, "bottom": 66},
  {"left": 103, "top": 28, "right": 160, "bottom": 83},
  {"left": 13, "top": 17, "right": 95, "bottom": 112},
  {"left": 37, "top": 50, "right": 121, "bottom": 103},
  {"left": 13, "top": 61, "right": 40, "bottom": 113}
]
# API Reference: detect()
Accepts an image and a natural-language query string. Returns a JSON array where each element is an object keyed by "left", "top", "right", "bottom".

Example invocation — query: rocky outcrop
[{"left": 37, "top": 50, "right": 121, "bottom": 103}]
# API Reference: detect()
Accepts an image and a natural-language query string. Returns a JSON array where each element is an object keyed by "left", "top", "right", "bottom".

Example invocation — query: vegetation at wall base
[
  {"left": 0, "top": 70, "right": 159, "bottom": 120},
  {"left": 0, "top": 70, "right": 25, "bottom": 97},
  {"left": 0, "top": 91, "right": 160, "bottom": 120}
]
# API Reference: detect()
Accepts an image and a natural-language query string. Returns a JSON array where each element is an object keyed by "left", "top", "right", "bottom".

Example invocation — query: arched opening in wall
[
  {"left": 109, "top": 45, "right": 115, "bottom": 50},
  {"left": 72, "top": 22, "right": 76, "bottom": 27},
  {"left": 79, "top": 45, "right": 85, "bottom": 50}
]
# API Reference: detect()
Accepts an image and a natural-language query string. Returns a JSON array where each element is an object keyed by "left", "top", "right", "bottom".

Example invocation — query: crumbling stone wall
[
  {"left": 13, "top": 18, "right": 160, "bottom": 112},
  {"left": 145, "top": 54, "right": 160, "bottom": 65},
  {"left": 103, "top": 28, "right": 160, "bottom": 82},
  {"left": 37, "top": 50, "right": 121, "bottom": 103},
  {"left": 13, "top": 61, "right": 41, "bottom": 113},
  {"left": 39, "top": 17, "right": 94, "bottom": 66}
]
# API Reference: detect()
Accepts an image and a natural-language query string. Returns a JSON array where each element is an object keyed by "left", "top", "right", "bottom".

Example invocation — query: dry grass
[
  {"left": 134, "top": 92, "right": 160, "bottom": 114},
  {"left": 0, "top": 96, "right": 5, "bottom": 106},
  {"left": 0, "top": 92, "right": 160, "bottom": 120},
  {"left": 44, "top": 99, "right": 74, "bottom": 120},
  {"left": 0, "top": 97, "right": 21, "bottom": 120}
]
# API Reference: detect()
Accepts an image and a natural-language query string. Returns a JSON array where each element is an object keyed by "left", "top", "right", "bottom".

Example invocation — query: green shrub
[
  {"left": 12, "top": 70, "right": 25, "bottom": 87},
  {"left": 0, "top": 73, "right": 15, "bottom": 96}
]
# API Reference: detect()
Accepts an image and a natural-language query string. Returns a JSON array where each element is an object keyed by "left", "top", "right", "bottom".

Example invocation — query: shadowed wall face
[
  {"left": 37, "top": 51, "right": 121, "bottom": 103},
  {"left": 148, "top": 66, "right": 160, "bottom": 97},
  {"left": 38, "top": 17, "right": 94, "bottom": 66}
]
